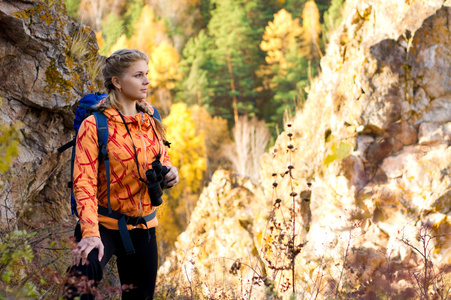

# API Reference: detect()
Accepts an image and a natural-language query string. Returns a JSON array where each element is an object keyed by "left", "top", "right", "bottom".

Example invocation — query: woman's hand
[
  {"left": 72, "top": 236, "right": 104, "bottom": 266},
  {"left": 165, "top": 166, "right": 179, "bottom": 187}
]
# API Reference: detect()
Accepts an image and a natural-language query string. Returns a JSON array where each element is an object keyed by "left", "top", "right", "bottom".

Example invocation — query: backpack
[
  {"left": 58, "top": 92, "right": 162, "bottom": 216},
  {"left": 58, "top": 92, "right": 109, "bottom": 216}
]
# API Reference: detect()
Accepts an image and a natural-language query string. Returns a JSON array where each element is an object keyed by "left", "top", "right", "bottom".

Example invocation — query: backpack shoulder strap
[
  {"left": 57, "top": 139, "right": 75, "bottom": 153},
  {"left": 153, "top": 107, "right": 162, "bottom": 122},
  {"left": 93, "top": 111, "right": 112, "bottom": 214},
  {"left": 151, "top": 107, "right": 171, "bottom": 148},
  {"left": 69, "top": 139, "right": 78, "bottom": 215}
]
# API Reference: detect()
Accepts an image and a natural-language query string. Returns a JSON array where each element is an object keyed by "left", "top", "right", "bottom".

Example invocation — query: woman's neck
[{"left": 119, "top": 100, "right": 138, "bottom": 116}]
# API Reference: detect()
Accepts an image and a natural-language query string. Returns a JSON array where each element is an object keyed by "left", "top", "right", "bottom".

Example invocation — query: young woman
[{"left": 66, "top": 49, "right": 178, "bottom": 299}]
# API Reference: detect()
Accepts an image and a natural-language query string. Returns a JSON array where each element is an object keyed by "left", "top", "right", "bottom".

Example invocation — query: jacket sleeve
[{"left": 73, "top": 116, "right": 101, "bottom": 238}]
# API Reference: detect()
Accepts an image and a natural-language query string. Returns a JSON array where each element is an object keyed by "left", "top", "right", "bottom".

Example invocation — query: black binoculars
[{"left": 144, "top": 160, "right": 170, "bottom": 207}]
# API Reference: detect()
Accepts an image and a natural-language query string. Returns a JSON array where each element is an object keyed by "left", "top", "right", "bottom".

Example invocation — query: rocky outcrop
[
  {"left": 159, "top": 1, "right": 451, "bottom": 298},
  {"left": 0, "top": 0, "right": 102, "bottom": 227}
]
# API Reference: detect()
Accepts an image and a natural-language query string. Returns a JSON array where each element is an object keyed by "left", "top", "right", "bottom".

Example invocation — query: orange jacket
[{"left": 73, "top": 107, "right": 171, "bottom": 238}]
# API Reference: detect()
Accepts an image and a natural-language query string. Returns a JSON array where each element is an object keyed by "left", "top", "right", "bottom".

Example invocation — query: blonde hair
[{"left": 99, "top": 48, "right": 166, "bottom": 139}]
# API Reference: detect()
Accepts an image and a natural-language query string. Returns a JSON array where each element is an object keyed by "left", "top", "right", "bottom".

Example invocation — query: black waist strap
[{"left": 98, "top": 206, "right": 157, "bottom": 255}]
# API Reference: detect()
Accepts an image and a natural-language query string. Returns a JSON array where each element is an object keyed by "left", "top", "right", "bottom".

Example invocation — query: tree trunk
[{"left": 226, "top": 53, "right": 239, "bottom": 123}]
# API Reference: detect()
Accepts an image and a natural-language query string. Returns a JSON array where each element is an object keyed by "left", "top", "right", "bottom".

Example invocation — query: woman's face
[{"left": 115, "top": 59, "right": 150, "bottom": 102}]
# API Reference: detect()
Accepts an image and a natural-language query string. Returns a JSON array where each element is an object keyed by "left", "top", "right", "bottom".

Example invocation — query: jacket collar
[{"left": 103, "top": 108, "right": 152, "bottom": 128}]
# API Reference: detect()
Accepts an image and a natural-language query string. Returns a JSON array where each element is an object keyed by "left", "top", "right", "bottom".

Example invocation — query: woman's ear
[{"left": 112, "top": 76, "right": 121, "bottom": 90}]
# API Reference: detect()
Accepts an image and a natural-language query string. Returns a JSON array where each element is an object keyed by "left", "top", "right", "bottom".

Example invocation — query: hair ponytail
[{"left": 136, "top": 100, "right": 167, "bottom": 140}]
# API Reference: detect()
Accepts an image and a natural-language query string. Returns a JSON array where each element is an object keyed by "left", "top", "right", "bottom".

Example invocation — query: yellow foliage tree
[
  {"left": 165, "top": 103, "right": 206, "bottom": 198},
  {"left": 0, "top": 98, "right": 23, "bottom": 178},
  {"left": 187, "top": 0, "right": 200, "bottom": 6},
  {"left": 260, "top": 8, "right": 302, "bottom": 71},
  {"left": 128, "top": 5, "right": 165, "bottom": 54},
  {"left": 95, "top": 31, "right": 104, "bottom": 52},
  {"left": 259, "top": 8, "right": 309, "bottom": 127},
  {"left": 0, "top": 125, "right": 22, "bottom": 174},
  {"left": 300, "top": 0, "right": 322, "bottom": 61},
  {"left": 148, "top": 41, "right": 181, "bottom": 90},
  {"left": 147, "top": 40, "right": 181, "bottom": 116},
  {"left": 108, "top": 5, "right": 167, "bottom": 55},
  {"left": 189, "top": 105, "right": 232, "bottom": 179},
  {"left": 109, "top": 34, "right": 130, "bottom": 54},
  {"left": 157, "top": 102, "right": 206, "bottom": 258}
]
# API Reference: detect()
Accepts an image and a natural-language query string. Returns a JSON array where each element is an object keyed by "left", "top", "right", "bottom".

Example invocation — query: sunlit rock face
[
  {"left": 160, "top": 1, "right": 451, "bottom": 299},
  {"left": 0, "top": 0, "right": 101, "bottom": 227}
]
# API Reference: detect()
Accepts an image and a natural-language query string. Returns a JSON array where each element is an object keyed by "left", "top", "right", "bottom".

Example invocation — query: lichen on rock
[{"left": 0, "top": 0, "right": 103, "bottom": 228}]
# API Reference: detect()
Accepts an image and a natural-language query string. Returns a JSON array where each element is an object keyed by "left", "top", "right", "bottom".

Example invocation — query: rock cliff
[
  {"left": 0, "top": 0, "right": 101, "bottom": 227},
  {"left": 158, "top": 1, "right": 451, "bottom": 298}
]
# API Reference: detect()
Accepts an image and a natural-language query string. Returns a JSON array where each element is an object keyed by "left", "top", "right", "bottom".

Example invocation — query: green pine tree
[
  {"left": 207, "top": 0, "right": 263, "bottom": 122},
  {"left": 244, "top": 0, "right": 279, "bottom": 122},
  {"left": 322, "top": 0, "right": 344, "bottom": 43},
  {"left": 176, "top": 0, "right": 281, "bottom": 129},
  {"left": 176, "top": 30, "right": 215, "bottom": 112},
  {"left": 199, "top": 0, "right": 212, "bottom": 27},
  {"left": 100, "top": 12, "right": 124, "bottom": 55},
  {"left": 123, "top": 0, "right": 145, "bottom": 39},
  {"left": 282, "top": 0, "right": 307, "bottom": 19},
  {"left": 244, "top": 0, "right": 280, "bottom": 37},
  {"left": 315, "top": 0, "right": 332, "bottom": 22},
  {"left": 270, "top": 41, "right": 311, "bottom": 119},
  {"left": 283, "top": 0, "right": 331, "bottom": 21}
]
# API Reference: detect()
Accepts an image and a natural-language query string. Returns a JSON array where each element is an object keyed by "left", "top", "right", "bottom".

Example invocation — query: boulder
[{"left": 0, "top": 0, "right": 102, "bottom": 227}]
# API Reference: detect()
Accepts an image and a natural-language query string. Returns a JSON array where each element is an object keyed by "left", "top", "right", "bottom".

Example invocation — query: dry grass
[
  {"left": 69, "top": 30, "right": 90, "bottom": 62},
  {"left": 223, "top": 116, "right": 271, "bottom": 183},
  {"left": 85, "top": 55, "right": 104, "bottom": 82}
]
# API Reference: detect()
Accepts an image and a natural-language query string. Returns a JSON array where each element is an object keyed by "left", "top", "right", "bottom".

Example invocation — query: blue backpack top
[{"left": 73, "top": 92, "right": 108, "bottom": 132}]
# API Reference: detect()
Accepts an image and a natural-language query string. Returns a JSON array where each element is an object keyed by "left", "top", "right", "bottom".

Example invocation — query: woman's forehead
[{"left": 127, "top": 60, "right": 148, "bottom": 72}]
